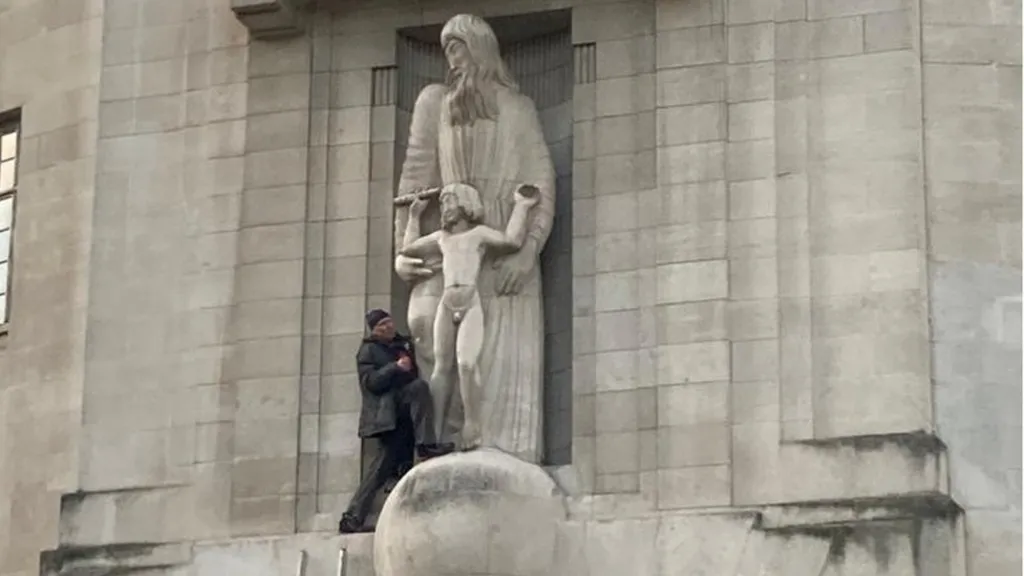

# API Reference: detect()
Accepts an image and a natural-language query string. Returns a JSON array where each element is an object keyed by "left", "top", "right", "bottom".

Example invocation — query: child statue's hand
[
  {"left": 410, "top": 197, "right": 429, "bottom": 217},
  {"left": 514, "top": 184, "right": 540, "bottom": 208}
]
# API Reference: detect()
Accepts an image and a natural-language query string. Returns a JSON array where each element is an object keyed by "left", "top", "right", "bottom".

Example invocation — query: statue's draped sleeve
[
  {"left": 517, "top": 96, "right": 556, "bottom": 255},
  {"left": 394, "top": 85, "right": 445, "bottom": 251}
]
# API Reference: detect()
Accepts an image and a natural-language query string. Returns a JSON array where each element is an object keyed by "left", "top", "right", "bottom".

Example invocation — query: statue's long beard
[{"left": 445, "top": 66, "right": 498, "bottom": 126}]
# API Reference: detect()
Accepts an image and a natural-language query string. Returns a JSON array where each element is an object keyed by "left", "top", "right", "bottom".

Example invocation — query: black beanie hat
[{"left": 365, "top": 308, "right": 391, "bottom": 330}]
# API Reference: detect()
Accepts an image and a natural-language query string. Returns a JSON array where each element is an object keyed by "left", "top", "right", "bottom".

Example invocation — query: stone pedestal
[{"left": 374, "top": 449, "right": 566, "bottom": 576}]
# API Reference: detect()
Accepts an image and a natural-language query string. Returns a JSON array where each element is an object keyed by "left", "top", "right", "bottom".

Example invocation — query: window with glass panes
[{"left": 0, "top": 117, "right": 18, "bottom": 326}]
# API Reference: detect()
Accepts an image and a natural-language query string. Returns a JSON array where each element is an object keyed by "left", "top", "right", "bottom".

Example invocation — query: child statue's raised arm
[
  {"left": 475, "top": 184, "right": 540, "bottom": 251},
  {"left": 399, "top": 197, "right": 442, "bottom": 257}
]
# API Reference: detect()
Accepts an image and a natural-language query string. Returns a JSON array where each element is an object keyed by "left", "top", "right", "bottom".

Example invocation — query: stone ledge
[
  {"left": 793, "top": 431, "right": 948, "bottom": 457},
  {"left": 193, "top": 532, "right": 372, "bottom": 576},
  {"left": 231, "top": 0, "right": 309, "bottom": 40},
  {"left": 757, "top": 492, "right": 962, "bottom": 535},
  {"left": 39, "top": 542, "right": 193, "bottom": 576},
  {"left": 57, "top": 484, "right": 191, "bottom": 548}
]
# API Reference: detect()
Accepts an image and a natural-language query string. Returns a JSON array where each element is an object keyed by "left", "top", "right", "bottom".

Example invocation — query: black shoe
[
  {"left": 417, "top": 442, "right": 455, "bottom": 459},
  {"left": 338, "top": 514, "right": 372, "bottom": 534},
  {"left": 396, "top": 461, "right": 413, "bottom": 479}
]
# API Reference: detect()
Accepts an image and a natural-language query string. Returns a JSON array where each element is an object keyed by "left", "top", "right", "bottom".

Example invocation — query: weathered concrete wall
[
  {"left": 77, "top": 0, "right": 243, "bottom": 544},
  {"left": 0, "top": 0, "right": 102, "bottom": 573},
  {"left": 71, "top": 0, "right": 298, "bottom": 549},
  {"left": 188, "top": 510, "right": 962, "bottom": 576},
  {"left": 2, "top": 0, "right": 310, "bottom": 572},
  {"left": 921, "top": 0, "right": 1022, "bottom": 574},
  {"left": 0, "top": 0, "right": 1019, "bottom": 574}
]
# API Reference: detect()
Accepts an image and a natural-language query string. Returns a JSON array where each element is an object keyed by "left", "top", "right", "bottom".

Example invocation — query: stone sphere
[{"left": 373, "top": 448, "right": 565, "bottom": 576}]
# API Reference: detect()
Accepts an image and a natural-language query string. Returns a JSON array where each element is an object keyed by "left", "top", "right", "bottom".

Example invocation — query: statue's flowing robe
[{"left": 396, "top": 84, "right": 555, "bottom": 463}]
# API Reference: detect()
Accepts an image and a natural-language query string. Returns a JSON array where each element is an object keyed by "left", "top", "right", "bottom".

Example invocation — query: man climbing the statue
[{"left": 338, "top": 309, "right": 453, "bottom": 534}]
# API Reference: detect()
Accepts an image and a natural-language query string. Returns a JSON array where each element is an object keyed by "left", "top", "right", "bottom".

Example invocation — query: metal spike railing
[{"left": 336, "top": 548, "right": 347, "bottom": 576}]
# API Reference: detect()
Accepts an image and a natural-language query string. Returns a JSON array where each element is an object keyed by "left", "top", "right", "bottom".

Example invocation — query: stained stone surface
[
  {"left": 182, "top": 508, "right": 955, "bottom": 576},
  {"left": 374, "top": 448, "right": 565, "bottom": 576},
  {"left": 0, "top": 1, "right": 1018, "bottom": 575}
]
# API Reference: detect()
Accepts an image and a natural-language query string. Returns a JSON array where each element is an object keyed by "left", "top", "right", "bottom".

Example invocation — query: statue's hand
[
  {"left": 396, "top": 254, "right": 434, "bottom": 282},
  {"left": 494, "top": 249, "right": 535, "bottom": 295},
  {"left": 513, "top": 184, "right": 540, "bottom": 208},
  {"left": 409, "top": 197, "right": 429, "bottom": 218}
]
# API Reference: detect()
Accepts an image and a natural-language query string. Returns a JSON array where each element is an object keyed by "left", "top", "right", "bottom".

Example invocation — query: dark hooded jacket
[{"left": 355, "top": 333, "right": 420, "bottom": 438}]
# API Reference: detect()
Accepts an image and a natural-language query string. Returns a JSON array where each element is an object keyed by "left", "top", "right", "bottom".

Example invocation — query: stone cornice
[{"left": 230, "top": 0, "right": 308, "bottom": 39}]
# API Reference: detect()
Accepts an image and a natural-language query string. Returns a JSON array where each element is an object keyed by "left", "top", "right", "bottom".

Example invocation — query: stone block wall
[
  {"left": 226, "top": 32, "right": 312, "bottom": 536},
  {"left": 573, "top": 1, "right": 659, "bottom": 499},
  {"left": 79, "top": 0, "right": 309, "bottom": 546},
  {"left": 305, "top": 11, "right": 392, "bottom": 526},
  {"left": 0, "top": 0, "right": 1019, "bottom": 574},
  {"left": 719, "top": 0, "right": 940, "bottom": 506},
  {"left": 0, "top": 0, "right": 102, "bottom": 573},
  {"left": 921, "top": 0, "right": 1022, "bottom": 574},
  {"left": 650, "top": 0, "right": 735, "bottom": 509},
  {"left": 183, "top": 510, "right": 964, "bottom": 576}
]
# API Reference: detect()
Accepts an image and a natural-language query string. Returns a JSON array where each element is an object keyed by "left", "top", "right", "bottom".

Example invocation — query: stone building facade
[{"left": 0, "top": 0, "right": 1019, "bottom": 575}]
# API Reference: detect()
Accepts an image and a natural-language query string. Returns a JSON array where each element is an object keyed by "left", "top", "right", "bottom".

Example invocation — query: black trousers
[{"left": 345, "top": 378, "right": 436, "bottom": 522}]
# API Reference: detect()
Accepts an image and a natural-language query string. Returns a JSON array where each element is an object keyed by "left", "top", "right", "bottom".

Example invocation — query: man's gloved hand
[{"left": 397, "top": 356, "right": 414, "bottom": 372}]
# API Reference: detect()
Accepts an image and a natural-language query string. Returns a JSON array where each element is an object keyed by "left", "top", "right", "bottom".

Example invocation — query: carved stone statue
[
  {"left": 399, "top": 184, "right": 540, "bottom": 450},
  {"left": 392, "top": 14, "right": 555, "bottom": 463}
]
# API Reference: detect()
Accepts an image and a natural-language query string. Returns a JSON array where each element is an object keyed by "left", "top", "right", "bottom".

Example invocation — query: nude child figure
[{"left": 399, "top": 182, "right": 539, "bottom": 449}]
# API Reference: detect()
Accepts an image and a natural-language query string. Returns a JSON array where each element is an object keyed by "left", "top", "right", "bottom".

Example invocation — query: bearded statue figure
[{"left": 392, "top": 14, "right": 555, "bottom": 464}]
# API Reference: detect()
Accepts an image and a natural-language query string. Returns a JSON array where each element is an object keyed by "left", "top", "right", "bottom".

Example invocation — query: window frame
[{"left": 0, "top": 110, "right": 20, "bottom": 335}]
